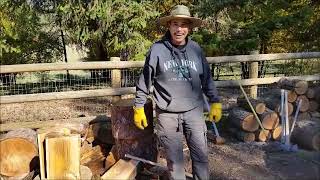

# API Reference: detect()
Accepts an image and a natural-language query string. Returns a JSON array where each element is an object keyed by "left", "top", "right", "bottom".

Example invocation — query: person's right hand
[{"left": 133, "top": 107, "right": 148, "bottom": 130}]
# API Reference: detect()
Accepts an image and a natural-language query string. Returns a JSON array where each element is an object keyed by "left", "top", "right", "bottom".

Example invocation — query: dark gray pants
[{"left": 156, "top": 106, "right": 209, "bottom": 180}]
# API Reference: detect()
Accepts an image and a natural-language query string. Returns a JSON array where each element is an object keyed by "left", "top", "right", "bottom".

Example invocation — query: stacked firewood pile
[{"left": 227, "top": 78, "right": 320, "bottom": 151}]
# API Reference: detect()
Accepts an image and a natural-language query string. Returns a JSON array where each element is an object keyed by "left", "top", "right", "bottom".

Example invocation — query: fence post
[
  {"left": 111, "top": 57, "right": 121, "bottom": 102},
  {"left": 249, "top": 50, "right": 259, "bottom": 98}
]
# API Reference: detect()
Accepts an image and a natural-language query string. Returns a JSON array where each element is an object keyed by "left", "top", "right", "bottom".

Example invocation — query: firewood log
[
  {"left": 271, "top": 125, "right": 282, "bottom": 140},
  {"left": 297, "top": 112, "right": 311, "bottom": 121},
  {"left": 277, "top": 78, "right": 308, "bottom": 95},
  {"left": 259, "top": 109, "right": 279, "bottom": 130},
  {"left": 263, "top": 96, "right": 293, "bottom": 116},
  {"left": 228, "top": 107, "right": 259, "bottom": 132},
  {"left": 0, "top": 128, "right": 38, "bottom": 178},
  {"left": 255, "top": 129, "right": 270, "bottom": 142},
  {"left": 291, "top": 121, "right": 320, "bottom": 151},
  {"left": 309, "top": 100, "right": 319, "bottom": 112},
  {"left": 296, "top": 95, "right": 310, "bottom": 112},
  {"left": 237, "top": 96, "right": 266, "bottom": 114},
  {"left": 306, "top": 88, "right": 315, "bottom": 99},
  {"left": 228, "top": 128, "right": 255, "bottom": 142}
]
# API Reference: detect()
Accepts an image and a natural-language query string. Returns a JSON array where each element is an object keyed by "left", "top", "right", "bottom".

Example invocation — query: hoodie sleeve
[
  {"left": 200, "top": 51, "right": 221, "bottom": 103},
  {"left": 134, "top": 50, "right": 156, "bottom": 108}
]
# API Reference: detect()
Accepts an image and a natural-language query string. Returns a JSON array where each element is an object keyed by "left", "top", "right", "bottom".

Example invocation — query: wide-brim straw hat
[{"left": 159, "top": 5, "right": 202, "bottom": 28}]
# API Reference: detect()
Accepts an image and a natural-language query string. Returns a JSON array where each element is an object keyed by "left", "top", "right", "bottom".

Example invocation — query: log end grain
[{"left": 271, "top": 125, "right": 282, "bottom": 140}]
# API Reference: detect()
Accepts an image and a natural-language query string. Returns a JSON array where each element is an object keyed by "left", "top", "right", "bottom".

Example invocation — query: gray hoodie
[{"left": 135, "top": 32, "right": 220, "bottom": 112}]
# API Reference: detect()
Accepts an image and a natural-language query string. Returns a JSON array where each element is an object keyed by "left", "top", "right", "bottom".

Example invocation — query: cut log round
[
  {"left": 228, "top": 107, "right": 259, "bottom": 132},
  {"left": 259, "top": 109, "right": 279, "bottom": 130},
  {"left": 297, "top": 112, "right": 311, "bottom": 121},
  {"left": 291, "top": 121, "right": 320, "bottom": 151},
  {"left": 296, "top": 95, "right": 309, "bottom": 112},
  {"left": 287, "top": 90, "right": 298, "bottom": 103},
  {"left": 277, "top": 78, "right": 308, "bottom": 95},
  {"left": 229, "top": 128, "right": 255, "bottom": 142},
  {"left": 309, "top": 100, "right": 319, "bottom": 112},
  {"left": 271, "top": 125, "right": 282, "bottom": 140},
  {"left": 255, "top": 129, "right": 270, "bottom": 142},
  {"left": 263, "top": 96, "right": 293, "bottom": 116},
  {"left": 111, "top": 99, "right": 157, "bottom": 162},
  {"left": 0, "top": 128, "right": 38, "bottom": 177},
  {"left": 306, "top": 88, "right": 315, "bottom": 99},
  {"left": 237, "top": 96, "right": 266, "bottom": 114}
]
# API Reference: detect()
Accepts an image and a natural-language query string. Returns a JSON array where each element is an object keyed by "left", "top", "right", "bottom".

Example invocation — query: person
[{"left": 133, "top": 5, "right": 222, "bottom": 180}]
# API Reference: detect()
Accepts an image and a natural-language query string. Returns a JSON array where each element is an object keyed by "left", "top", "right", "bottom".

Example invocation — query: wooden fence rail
[{"left": 0, "top": 52, "right": 319, "bottom": 104}]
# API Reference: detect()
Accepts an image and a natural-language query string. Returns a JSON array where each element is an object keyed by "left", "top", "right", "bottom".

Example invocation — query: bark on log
[
  {"left": 296, "top": 95, "right": 310, "bottom": 112},
  {"left": 263, "top": 96, "right": 293, "bottom": 116},
  {"left": 229, "top": 128, "right": 255, "bottom": 142},
  {"left": 266, "top": 89, "right": 297, "bottom": 103},
  {"left": 0, "top": 128, "right": 38, "bottom": 177},
  {"left": 309, "top": 100, "right": 319, "bottom": 112},
  {"left": 290, "top": 121, "right": 320, "bottom": 151},
  {"left": 237, "top": 96, "right": 266, "bottom": 114},
  {"left": 255, "top": 129, "right": 270, "bottom": 142},
  {"left": 111, "top": 99, "right": 157, "bottom": 162},
  {"left": 277, "top": 78, "right": 308, "bottom": 95},
  {"left": 259, "top": 109, "right": 279, "bottom": 130},
  {"left": 90, "top": 116, "right": 114, "bottom": 144},
  {"left": 271, "top": 125, "right": 282, "bottom": 140},
  {"left": 228, "top": 107, "right": 259, "bottom": 132}
]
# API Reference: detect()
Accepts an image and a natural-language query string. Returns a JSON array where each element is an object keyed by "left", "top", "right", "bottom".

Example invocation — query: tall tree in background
[
  {"left": 58, "top": 0, "right": 159, "bottom": 61},
  {"left": 0, "top": 0, "right": 62, "bottom": 65}
]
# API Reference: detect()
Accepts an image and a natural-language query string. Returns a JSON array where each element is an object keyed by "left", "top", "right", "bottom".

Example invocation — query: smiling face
[{"left": 168, "top": 18, "right": 191, "bottom": 46}]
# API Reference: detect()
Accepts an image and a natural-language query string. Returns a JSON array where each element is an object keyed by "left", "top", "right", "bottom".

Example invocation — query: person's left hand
[{"left": 209, "top": 103, "right": 222, "bottom": 123}]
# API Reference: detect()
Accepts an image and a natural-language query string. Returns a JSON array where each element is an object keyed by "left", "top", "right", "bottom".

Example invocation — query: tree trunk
[
  {"left": 259, "top": 109, "right": 279, "bottom": 130},
  {"left": 296, "top": 95, "right": 309, "bottom": 112},
  {"left": 271, "top": 125, "right": 282, "bottom": 140},
  {"left": 255, "top": 129, "right": 270, "bottom": 142},
  {"left": 0, "top": 128, "right": 38, "bottom": 178},
  {"left": 237, "top": 96, "right": 266, "bottom": 114},
  {"left": 277, "top": 78, "right": 308, "bottom": 95},
  {"left": 111, "top": 99, "right": 157, "bottom": 162},
  {"left": 228, "top": 107, "right": 259, "bottom": 132},
  {"left": 291, "top": 121, "right": 320, "bottom": 151}
]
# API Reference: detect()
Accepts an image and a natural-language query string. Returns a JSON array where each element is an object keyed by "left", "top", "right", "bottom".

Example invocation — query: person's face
[{"left": 168, "top": 18, "right": 191, "bottom": 46}]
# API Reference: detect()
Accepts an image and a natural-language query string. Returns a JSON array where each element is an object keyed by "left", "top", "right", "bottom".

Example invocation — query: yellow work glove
[
  {"left": 209, "top": 103, "right": 222, "bottom": 123},
  {"left": 133, "top": 107, "right": 148, "bottom": 130}
]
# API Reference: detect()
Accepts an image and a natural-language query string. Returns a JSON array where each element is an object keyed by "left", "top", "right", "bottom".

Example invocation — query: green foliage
[
  {"left": 0, "top": 0, "right": 62, "bottom": 65},
  {"left": 58, "top": 0, "right": 159, "bottom": 61}
]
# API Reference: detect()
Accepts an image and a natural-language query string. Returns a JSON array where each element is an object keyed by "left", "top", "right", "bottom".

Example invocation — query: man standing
[{"left": 133, "top": 5, "right": 222, "bottom": 180}]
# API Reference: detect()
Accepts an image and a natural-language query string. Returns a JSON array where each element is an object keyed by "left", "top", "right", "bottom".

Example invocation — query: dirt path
[{"left": 207, "top": 141, "right": 320, "bottom": 180}]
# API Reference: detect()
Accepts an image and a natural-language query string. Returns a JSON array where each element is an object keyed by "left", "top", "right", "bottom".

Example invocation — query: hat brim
[{"left": 159, "top": 15, "right": 202, "bottom": 28}]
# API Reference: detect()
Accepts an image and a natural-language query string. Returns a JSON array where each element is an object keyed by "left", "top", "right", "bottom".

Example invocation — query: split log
[
  {"left": 111, "top": 99, "right": 157, "bottom": 162},
  {"left": 80, "top": 165, "right": 93, "bottom": 180},
  {"left": 228, "top": 128, "right": 255, "bottom": 142},
  {"left": 297, "top": 112, "right": 311, "bottom": 121},
  {"left": 228, "top": 107, "right": 259, "bottom": 132},
  {"left": 0, "top": 128, "right": 38, "bottom": 178},
  {"left": 296, "top": 95, "right": 309, "bottom": 112},
  {"left": 277, "top": 78, "right": 308, "bottom": 95},
  {"left": 45, "top": 133, "right": 81, "bottom": 180},
  {"left": 263, "top": 96, "right": 293, "bottom": 116},
  {"left": 255, "top": 129, "right": 270, "bottom": 142},
  {"left": 259, "top": 109, "right": 279, "bottom": 130},
  {"left": 237, "top": 96, "right": 266, "bottom": 114},
  {"left": 291, "top": 121, "right": 320, "bottom": 151},
  {"left": 271, "top": 125, "right": 282, "bottom": 140},
  {"left": 105, "top": 146, "right": 117, "bottom": 170},
  {"left": 309, "top": 100, "right": 319, "bottom": 112},
  {"left": 101, "top": 159, "right": 140, "bottom": 180}
]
